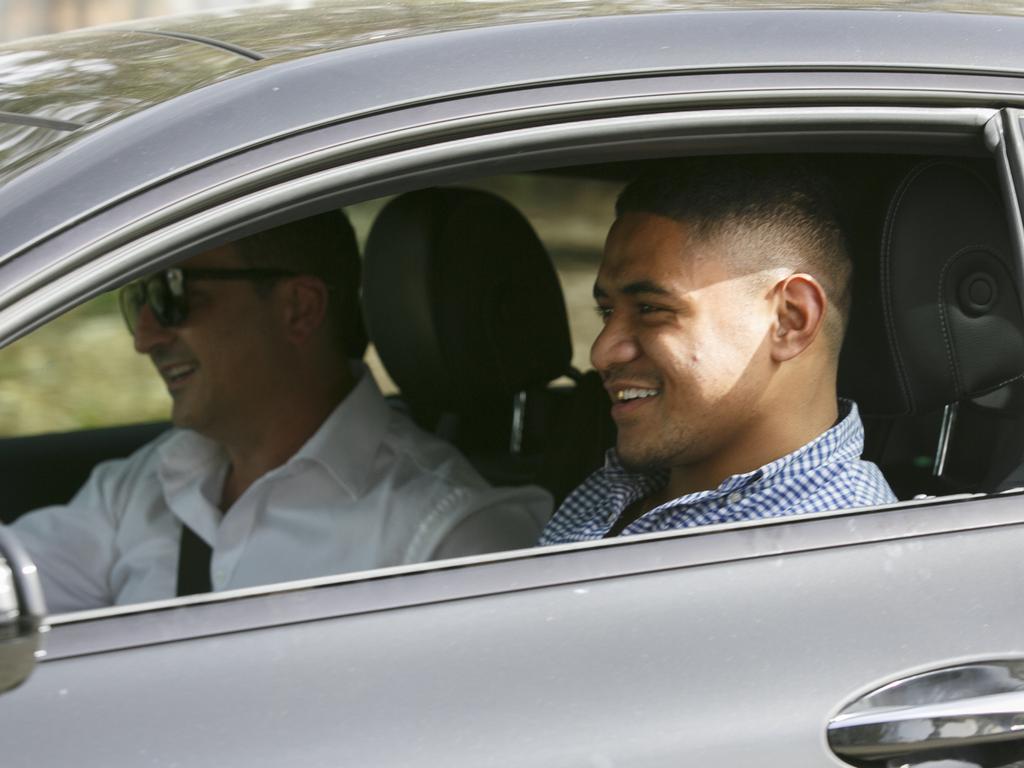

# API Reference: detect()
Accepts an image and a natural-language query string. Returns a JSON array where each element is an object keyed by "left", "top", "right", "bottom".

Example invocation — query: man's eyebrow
[
  {"left": 593, "top": 280, "right": 672, "bottom": 299},
  {"left": 622, "top": 280, "right": 671, "bottom": 296}
]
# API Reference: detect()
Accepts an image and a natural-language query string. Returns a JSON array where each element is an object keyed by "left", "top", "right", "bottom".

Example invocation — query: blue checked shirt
[{"left": 540, "top": 400, "right": 896, "bottom": 545}]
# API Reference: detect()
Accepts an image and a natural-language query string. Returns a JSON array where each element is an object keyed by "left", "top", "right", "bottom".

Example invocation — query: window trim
[
  {"left": 39, "top": 490, "right": 1024, "bottom": 660},
  {"left": 0, "top": 103, "right": 998, "bottom": 347},
  {"left": 3, "top": 102, "right": 1020, "bottom": 656}
]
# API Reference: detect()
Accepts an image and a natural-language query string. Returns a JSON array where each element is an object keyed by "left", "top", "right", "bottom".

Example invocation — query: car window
[
  {"left": 0, "top": 292, "right": 167, "bottom": 437},
  {"left": 3, "top": 151, "right": 1021, "bottom": 619},
  {"left": 2, "top": 167, "right": 619, "bottom": 435},
  {"left": 344, "top": 173, "right": 620, "bottom": 391},
  {"left": 0, "top": 170, "right": 620, "bottom": 615}
]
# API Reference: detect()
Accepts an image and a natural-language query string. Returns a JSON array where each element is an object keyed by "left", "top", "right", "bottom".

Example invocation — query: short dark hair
[
  {"left": 234, "top": 209, "right": 366, "bottom": 358},
  {"left": 616, "top": 156, "right": 852, "bottom": 351}
]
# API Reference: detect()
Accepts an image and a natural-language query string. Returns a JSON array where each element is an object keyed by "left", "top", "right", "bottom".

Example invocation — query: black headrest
[
  {"left": 840, "top": 160, "right": 1024, "bottom": 415},
  {"left": 362, "top": 187, "right": 572, "bottom": 410}
]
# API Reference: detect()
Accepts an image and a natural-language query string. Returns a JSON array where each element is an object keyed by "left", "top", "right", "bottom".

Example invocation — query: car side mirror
[{"left": 0, "top": 526, "right": 46, "bottom": 693}]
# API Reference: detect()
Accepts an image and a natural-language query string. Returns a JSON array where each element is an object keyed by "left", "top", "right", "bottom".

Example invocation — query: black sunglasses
[{"left": 118, "top": 267, "right": 299, "bottom": 334}]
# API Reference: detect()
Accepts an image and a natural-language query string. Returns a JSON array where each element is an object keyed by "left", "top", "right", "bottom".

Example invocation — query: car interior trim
[{"left": 987, "top": 110, "right": 1024, "bottom": 321}]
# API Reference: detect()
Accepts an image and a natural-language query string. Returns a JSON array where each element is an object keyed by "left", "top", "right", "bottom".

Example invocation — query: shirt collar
[
  {"left": 602, "top": 398, "right": 864, "bottom": 507},
  {"left": 291, "top": 362, "right": 391, "bottom": 497},
  {"left": 755, "top": 398, "right": 862, "bottom": 483},
  {"left": 157, "top": 362, "right": 392, "bottom": 502}
]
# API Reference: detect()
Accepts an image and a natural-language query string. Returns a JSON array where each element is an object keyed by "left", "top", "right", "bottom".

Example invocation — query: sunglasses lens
[
  {"left": 118, "top": 282, "right": 146, "bottom": 334},
  {"left": 145, "top": 274, "right": 173, "bottom": 326},
  {"left": 118, "top": 272, "right": 186, "bottom": 334}
]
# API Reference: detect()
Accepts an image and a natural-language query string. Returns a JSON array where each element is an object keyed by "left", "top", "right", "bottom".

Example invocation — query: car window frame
[
  {"left": 3, "top": 93, "right": 1024, "bottom": 656},
  {"left": 0, "top": 100, "right": 1005, "bottom": 346},
  {"left": 37, "top": 490, "right": 1024, "bottom": 660}
]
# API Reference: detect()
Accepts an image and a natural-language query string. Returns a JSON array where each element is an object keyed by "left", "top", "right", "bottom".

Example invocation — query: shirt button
[{"left": 726, "top": 491, "right": 743, "bottom": 505}]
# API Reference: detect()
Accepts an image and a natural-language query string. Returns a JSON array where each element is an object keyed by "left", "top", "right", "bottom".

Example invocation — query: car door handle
[{"left": 827, "top": 660, "right": 1024, "bottom": 768}]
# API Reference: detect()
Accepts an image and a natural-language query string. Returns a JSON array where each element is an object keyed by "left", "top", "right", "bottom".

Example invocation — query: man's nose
[
  {"left": 591, "top": 314, "right": 640, "bottom": 372},
  {"left": 132, "top": 304, "right": 175, "bottom": 354}
]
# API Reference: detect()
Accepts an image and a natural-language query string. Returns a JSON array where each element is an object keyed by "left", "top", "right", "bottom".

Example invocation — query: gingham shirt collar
[{"left": 540, "top": 399, "right": 890, "bottom": 544}]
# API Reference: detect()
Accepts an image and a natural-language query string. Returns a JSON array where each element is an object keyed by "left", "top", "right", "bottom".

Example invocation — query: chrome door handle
[{"left": 828, "top": 660, "right": 1024, "bottom": 768}]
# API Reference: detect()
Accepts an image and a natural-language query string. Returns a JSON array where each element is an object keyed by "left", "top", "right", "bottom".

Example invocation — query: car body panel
[
  {"left": 4, "top": 495, "right": 1024, "bottom": 767},
  {"left": 0, "top": 31, "right": 258, "bottom": 177},
  {"left": 5, "top": 10, "right": 1024, "bottom": 269},
  {"left": 120, "top": 0, "right": 1024, "bottom": 63}
]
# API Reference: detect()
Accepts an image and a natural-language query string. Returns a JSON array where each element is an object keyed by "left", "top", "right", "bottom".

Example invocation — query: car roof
[
  {"left": 123, "top": 0, "right": 1024, "bottom": 61},
  {"left": 5, "top": 0, "right": 1024, "bottom": 159},
  {"left": 3, "top": 1, "right": 1024, "bottom": 268}
]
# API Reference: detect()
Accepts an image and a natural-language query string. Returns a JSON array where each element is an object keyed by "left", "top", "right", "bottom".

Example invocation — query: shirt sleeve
[
  {"left": 9, "top": 441, "right": 162, "bottom": 614},
  {"left": 417, "top": 485, "right": 553, "bottom": 562}
]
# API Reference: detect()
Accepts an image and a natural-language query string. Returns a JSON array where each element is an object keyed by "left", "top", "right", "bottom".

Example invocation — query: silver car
[{"left": 2, "top": 2, "right": 1024, "bottom": 766}]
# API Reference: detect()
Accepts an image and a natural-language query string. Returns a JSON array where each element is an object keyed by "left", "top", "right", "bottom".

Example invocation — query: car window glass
[
  {"left": 3, "top": 175, "right": 619, "bottom": 614},
  {"left": 464, "top": 174, "right": 620, "bottom": 376},
  {"left": 0, "top": 292, "right": 166, "bottom": 437},
  {"left": 1, "top": 173, "right": 617, "bottom": 434},
  {"left": 7, "top": 153, "right": 1018, "bottom": 621}
]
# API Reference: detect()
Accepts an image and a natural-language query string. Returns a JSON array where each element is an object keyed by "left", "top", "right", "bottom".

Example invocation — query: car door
[
  {"left": 2, "top": 495, "right": 1023, "bottom": 767},
  {"left": 2, "top": 41, "right": 1024, "bottom": 768}
]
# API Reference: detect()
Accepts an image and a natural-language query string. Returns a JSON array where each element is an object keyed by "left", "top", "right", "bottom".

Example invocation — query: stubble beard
[{"left": 616, "top": 421, "right": 698, "bottom": 474}]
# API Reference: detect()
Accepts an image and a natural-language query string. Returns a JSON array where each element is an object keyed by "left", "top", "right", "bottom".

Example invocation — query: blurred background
[{"left": 0, "top": 0, "right": 280, "bottom": 41}]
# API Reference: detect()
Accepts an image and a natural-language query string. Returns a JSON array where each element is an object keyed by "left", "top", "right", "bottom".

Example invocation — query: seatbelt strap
[{"left": 176, "top": 524, "right": 213, "bottom": 597}]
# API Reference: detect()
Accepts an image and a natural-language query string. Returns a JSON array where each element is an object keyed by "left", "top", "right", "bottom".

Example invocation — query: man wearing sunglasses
[{"left": 12, "top": 210, "right": 551, "bottom": 612}]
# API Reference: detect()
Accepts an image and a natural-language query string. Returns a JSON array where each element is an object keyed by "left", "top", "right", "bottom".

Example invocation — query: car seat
[
  {"left": 361, "top": 186, "right": 613, "bottom": 500},
  {"left": 839, "top": 159, "right": 1024, "bottom": 497}
]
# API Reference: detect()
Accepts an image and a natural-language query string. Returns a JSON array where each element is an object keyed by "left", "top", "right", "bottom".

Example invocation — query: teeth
[
  {"left": 163, "top": 363, "right": 195, "bottom": 381},
  {"left": 616, "top": 388, "right": 659, "bottom": 402}
]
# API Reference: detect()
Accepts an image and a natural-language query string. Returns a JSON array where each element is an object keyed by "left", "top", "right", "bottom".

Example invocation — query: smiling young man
[
  {"left": 540, "top": 157, "right": 896, "bottom": 545},
  {"left": 13, "top": 211, "right": 551, "bottom": 612}
]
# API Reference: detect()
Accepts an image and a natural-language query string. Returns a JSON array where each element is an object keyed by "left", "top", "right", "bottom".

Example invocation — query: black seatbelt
[{"left": 176, "top": 524, "right": 213, "bottom": 597}]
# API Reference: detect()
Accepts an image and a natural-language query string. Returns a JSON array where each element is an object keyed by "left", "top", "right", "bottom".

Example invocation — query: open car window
[
  {"left": 0, "top": 97, "right": 1022, "bottom": 628},
  {"left": 0, "top": 169, "right": 623, "bottom": 614},
  {"left": 0, "top": 294, "right": 167, "bottom": 437}
]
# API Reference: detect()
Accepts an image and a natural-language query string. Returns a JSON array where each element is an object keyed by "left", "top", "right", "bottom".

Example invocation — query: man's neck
[
  {"left": 659, "top": 370, "right": 843, "bottom": 501},
  {"left": 217, "top": 368, "right": 354, "bottom": 511},
  {"left": 664, "top": 394, "right": 839, "bottom": 502}
]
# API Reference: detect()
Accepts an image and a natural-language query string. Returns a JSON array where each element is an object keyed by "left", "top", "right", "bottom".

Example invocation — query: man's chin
[{"left": 615, "top": 443, "right": 670, "bottom": 474}]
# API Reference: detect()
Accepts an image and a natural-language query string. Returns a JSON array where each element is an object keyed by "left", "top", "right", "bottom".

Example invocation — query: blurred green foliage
[{"left": 0, "top": 294, "right": 169, "bottom": 437}]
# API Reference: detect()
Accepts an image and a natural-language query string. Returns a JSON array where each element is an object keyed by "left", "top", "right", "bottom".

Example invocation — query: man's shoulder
[
  {"left": 87, "top": 426, "right": 180, "bottom": 483},
  {"left": 779, "top": 454, "right": 898, "bottom": 513},
  {"left": 376, "top": 403, "right": 488, "bottom": 486}
]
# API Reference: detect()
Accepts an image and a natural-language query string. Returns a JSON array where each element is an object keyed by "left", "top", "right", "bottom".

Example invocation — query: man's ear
[
  {"left": 278, "top": 276, "right": 329, "bottom": 344},
  {"left": 770, "top": 273, "right": 827, "bottom": 363}
]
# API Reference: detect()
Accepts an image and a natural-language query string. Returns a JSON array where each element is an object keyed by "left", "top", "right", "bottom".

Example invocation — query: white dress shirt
[{"left": 13, "top": 370, "right": 552, "bottom": 613}]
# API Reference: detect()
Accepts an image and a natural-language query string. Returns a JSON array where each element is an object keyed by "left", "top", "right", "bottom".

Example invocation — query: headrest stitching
[
  {"left": 974, "top": 370, "right": 1024, "bottom": 400},
  {"left": 880, "top": 162, "right": 936, "bottom": 412},
  {"left": 935, "top": 248, "right": 968, "bottom": 401}
]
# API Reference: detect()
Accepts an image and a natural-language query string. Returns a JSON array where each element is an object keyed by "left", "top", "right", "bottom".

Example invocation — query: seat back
[
  {"left": 839, "top": 159, "right": 1024, "bottom": 494},
  {"left": 363, "top": 187, "right": 592, "bottom": 487}
]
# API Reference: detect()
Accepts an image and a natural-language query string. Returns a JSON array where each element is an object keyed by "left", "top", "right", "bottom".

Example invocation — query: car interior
[{"left": 2, "top": 151, "right": 1024, "bottom": 549}]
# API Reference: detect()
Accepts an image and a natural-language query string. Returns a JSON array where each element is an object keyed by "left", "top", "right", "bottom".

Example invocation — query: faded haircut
[
  {"left": 234, "top": 209, "right": 367, "bottom": 358},
  {"left": 616, "top": 156, "right": 852, "bottom": 353}
]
